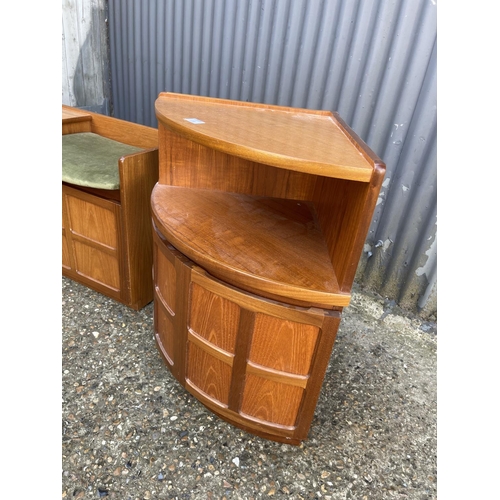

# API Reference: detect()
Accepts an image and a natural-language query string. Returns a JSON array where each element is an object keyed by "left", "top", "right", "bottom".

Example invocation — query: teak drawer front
[{"left": 152, "top": 226, "right": 341, "bottom": 443}]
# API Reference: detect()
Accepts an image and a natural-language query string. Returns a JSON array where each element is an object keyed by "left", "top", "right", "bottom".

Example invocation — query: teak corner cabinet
[{"left": 151, "top": 92, "right": 385, "bottom": 444}]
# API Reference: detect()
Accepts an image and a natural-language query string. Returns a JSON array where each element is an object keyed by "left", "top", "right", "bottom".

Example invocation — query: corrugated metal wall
[{"left": 107, "top": 0, "right": 437, "bottom": 319}]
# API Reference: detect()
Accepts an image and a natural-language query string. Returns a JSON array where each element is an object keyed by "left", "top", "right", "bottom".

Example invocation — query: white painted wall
[{"left": 62, "top": 0, "right": 110, "bottom": 113}]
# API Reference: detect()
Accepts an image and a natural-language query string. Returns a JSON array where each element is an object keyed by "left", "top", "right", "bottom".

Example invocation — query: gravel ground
[{"left": 62, "top": 276, "right": 437, "bottom": 500}]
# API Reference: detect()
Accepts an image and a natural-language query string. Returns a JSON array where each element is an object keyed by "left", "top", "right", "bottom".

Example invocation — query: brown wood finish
[
  {"left": 155, "top": 92, "right": 373, "bottom": 181},
  {"left": 63, "top": 182, "right": 121, "bottom": 202},
  {"left": 62, "top": 107, "right": 92, "bottom": 134},
  {"left": 159, "top": 129, "right": 319, "bottom": 200},
  {"left": 119, "top": 149, "right": 159, "bottom": 308},
  {"left": 63, "top": 185, "right": 124, "bottom": 302},
  {"left": 152, "top": 239, "right": 340, "bottom": 443},
  {"left": 248, "top": 314, "right": 319, "bottom": 375},
  {"left": 189, "top": 283, "right": 240, "bottom": 352},
  {"left": 151, "top": 186, "right": 349, "bottom": 308},
  {"left": 151, "top": 93, "right": 385, "bottom": 443},
  {"left": 62, "top": 105, "right": 159, "bottom": 310},
  {"left": 153, "top": 231, "right": 178, "bottom": 367},
  {"left": 62, "top": 105, "right": 157, "bottom": 149}
]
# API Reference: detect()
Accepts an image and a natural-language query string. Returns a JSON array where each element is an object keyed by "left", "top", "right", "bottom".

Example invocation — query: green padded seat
[{"left": 62, "top": 132, "right": 142, "bottom": 190}]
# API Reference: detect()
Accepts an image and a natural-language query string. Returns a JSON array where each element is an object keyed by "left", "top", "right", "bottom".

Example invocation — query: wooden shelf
[
  {"left": 152, "top": 185, "right": 350, "bottom": 307},
  {"left": 155, "top": 92, "right": 374, "bottom": 182}
]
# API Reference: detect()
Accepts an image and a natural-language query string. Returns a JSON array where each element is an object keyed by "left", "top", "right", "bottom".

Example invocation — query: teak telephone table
[
  {"left": 62, "top": 106, "right": 158, "bottom": 310},
  {"left": 151, "top": 92, "right": 385, "bottom": 444}
]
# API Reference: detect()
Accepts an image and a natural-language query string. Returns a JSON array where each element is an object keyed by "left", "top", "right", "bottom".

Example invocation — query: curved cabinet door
[{"left": 152, "top": 226, "right": 341, "bottom": 444}]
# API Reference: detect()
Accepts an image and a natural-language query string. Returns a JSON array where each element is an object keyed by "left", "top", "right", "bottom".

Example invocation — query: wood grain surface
[
  {"left": 151, "top": 93, "right": 386, "bottom": 443},
  {"left": 151, "top": 185, "right": 350, "bottom": 307},
  {"left": 155, "top": 92, "right": 373, "bottom": 181}
]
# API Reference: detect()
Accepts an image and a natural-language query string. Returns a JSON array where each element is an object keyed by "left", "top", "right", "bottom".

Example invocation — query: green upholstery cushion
[{"left": 62, "top": 132, "right": 142, "bottom": 190}]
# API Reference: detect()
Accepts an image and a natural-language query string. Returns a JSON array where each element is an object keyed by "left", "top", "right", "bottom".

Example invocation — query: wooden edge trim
[
  {"left": 190, "top": 267, "right": 328, "bottom": 327},
  {"left": 118, "top": 147, "right": 159, "bottom": 165},
  {"left": 62, "top": 115, "right": 92, "bottom": 124},
  {"left": 184, "top": 381, "right": 297, "bottom": 435},
  {"left": 157, "top": 91, "right": 333, "bottom": 116},
  {"left": 187, "top": 329, "right": 234, "bottom": 367},
  {"left": 228, "top": 309, "right": 255, "bottom": 412},
  {"left": 185, "top": 379, "right": 229, "bottom": 410},
  {"left": 62, "top": 105, "right": 92, "bottom": 122},
  {"left": 159, "top": 117, "right": 372, "bottom": 182},
  {"left": 237, "top": 411, "right": 296, "bottom": 432},
  {"left": 154, "top": 286, "right": 175, "bottom": 317},
  {"left": 246, "top": 361, "right": 309, "bottom": 389},
  {"left": 155, "top": 95, "right": 372, "bottom": 182},
  {"left": 62, "top": 182, "right": 121, "bottom": 202},
  {"left": 332, "top": 112, "right": 386, "bottom": 170},
  {"left": 151, "top": 199, "right": 351, "bottom": 308},
  {"left": 154, "top": 332, "right": 174, "bottom": 367},
  {"left": 63, "top": 268, "right": 121, "bottom": 295},
  {"left": 69, "top": 232, "right": 118, "bottom": 256}
]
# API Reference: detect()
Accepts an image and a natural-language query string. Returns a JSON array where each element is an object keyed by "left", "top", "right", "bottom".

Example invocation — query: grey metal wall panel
[{"left": 108, "top": 0, "right": 437, "bottom": 318}]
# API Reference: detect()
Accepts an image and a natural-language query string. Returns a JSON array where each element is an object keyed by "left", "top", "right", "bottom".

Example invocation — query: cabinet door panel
[
  {"left": 73, "top": 241, "right": 120, "bottom": 290},
  {"left": 186, "top": 342, "right": 232, "bottom": 407},
  {"left": 155, "top": 245, "right": 177, "bottom": 315},
  {"left": 241, "top": 373, "right": 304, "bottom": 427},
  {"left": 152, "top": 231, "right": 340, "bottom": 443},
  {"left": 249, "top": 313, "right": 319, "bottom": 375},
  {"left": 155, "top": 305, "right": 175, "bottom": 366},
  {"left": 63, "top": 186, "right": 123, "bottom": 297},
  {"left": 189, "top": 283, "right": 240, "bottom": 353},
  {"left": 67, "top": 195, "right": 118, "bottom": 248}
]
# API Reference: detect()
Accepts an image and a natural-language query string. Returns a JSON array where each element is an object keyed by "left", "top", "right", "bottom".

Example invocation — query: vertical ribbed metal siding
[{"left": 108, "top": 0, "right": 437, "bottom": 319}]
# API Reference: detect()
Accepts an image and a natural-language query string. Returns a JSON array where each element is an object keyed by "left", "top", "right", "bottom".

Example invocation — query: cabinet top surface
[
  {"left": 62, "top": 105, "right": 92, "bottom": 123},
  {"left": 155, "top": 93, "right": 379, "bottom": 182}
]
